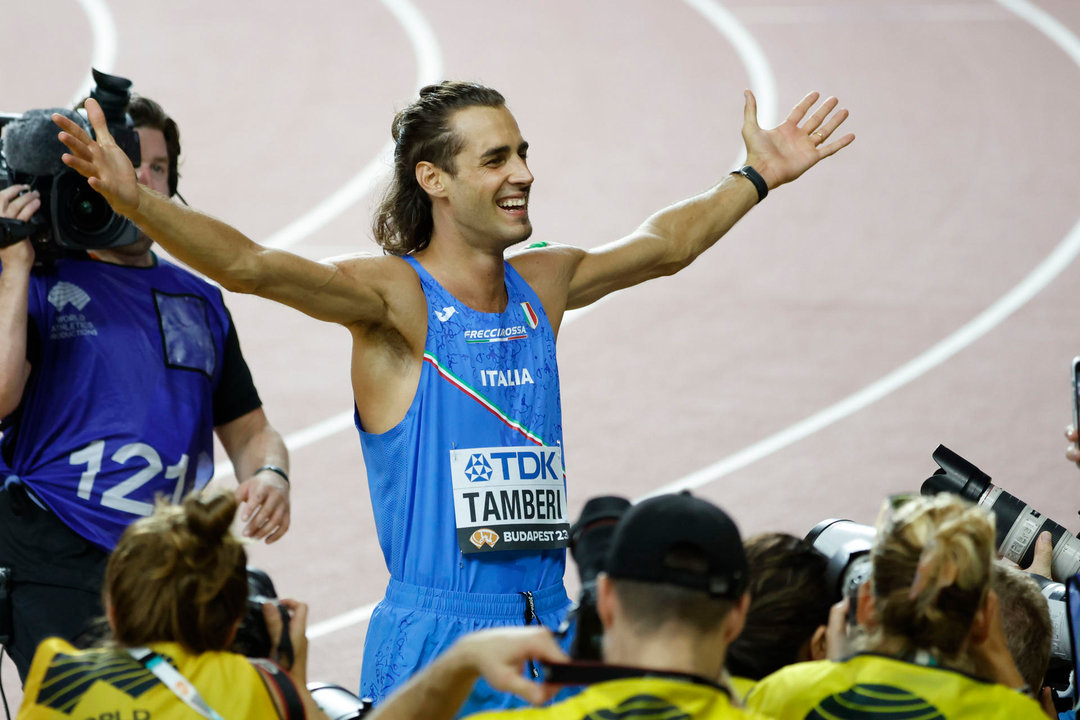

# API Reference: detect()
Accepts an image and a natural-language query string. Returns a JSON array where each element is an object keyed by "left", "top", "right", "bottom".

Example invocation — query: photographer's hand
[
  {"left": 1023, "top": 530, "right": 1053, "bottom": 579},
  {"left": 262, "top": 598, "right": 331, "bottom": 720},
  {"left": 1065, "top": 424, "right": 1080, "bottom": 467},
  {"left": 0, "top": 183, "right": 42, "bottom": 225},
  {"left": 825, "top": 597, "right": 852, "bottom": 661},
  {"left": 53, "top": 99, "right": 142, "bottom": 218},
  {"left": 366, "top": 627, "right": 568, "bottom": 720},
  {"left": 0, "top": 186, "right": 36, "bottom": 418}
]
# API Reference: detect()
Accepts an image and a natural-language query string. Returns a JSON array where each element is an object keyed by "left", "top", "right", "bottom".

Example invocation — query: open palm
[
  {"left": 742, "top": 90, "right": 854, "bottom": 189},
  {"left": 53, "top": 98, "right": 142, "bottom": 218}
]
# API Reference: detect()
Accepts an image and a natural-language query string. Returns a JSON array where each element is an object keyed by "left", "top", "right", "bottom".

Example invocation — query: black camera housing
[
  {"left": 231, "top": 566, "right": 290, "bottom": 664},
  {"left": 0, "top": 68, "right": 142, "bottom": 258},
  {"left": 562, "top": 495, "right": 631, "bottom": 660}
]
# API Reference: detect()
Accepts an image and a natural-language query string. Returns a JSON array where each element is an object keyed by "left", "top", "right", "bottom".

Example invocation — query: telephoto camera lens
[
  {"left": 922, "top": 445, "right": 1080, "bottom": 582},
  {"left": 805, "top": 519, "right": 876, "bottom": 603}
]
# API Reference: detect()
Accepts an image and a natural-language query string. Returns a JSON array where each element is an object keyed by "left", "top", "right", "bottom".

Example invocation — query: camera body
[
  {"left": 232, "top": 568, "right": 372, "bottom": 718},
  {"left": 230, "top": 566, "right": 288, "bottom": 660},
  {"left": 563, "top": 496, "right": 631, "bottom": 660},
  {"left": 0, "top": 68, "right": 141, "bottom": 257}
]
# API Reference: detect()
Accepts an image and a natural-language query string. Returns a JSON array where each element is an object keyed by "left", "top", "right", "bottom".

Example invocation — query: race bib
[{"left": 450, "top": 446, "right": 569, "bottom": 554}]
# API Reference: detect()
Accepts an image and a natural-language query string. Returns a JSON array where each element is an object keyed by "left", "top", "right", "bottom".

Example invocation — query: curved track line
[
  {"left": 315, "top": 0, "right": 1080, "bottom": 636},
  {"left": 240, "top": 0, "right": 778, "bottom": 484},
  {"left": 305, "top": 0, "right": 777, "bottom": 637},
  {"left": 681, "top": 0, "right": 778, "bottom": 128},
  {"left": 264, "top": 0, "right": 442, "bottom": 251},
  {"left": 70, "top": 0, "right": 117, "bottom": 105},
  {"left": 214, "top": 0, "right": 441, "bottom": 479},
  {"left": 643, "top": 218, "right": 1080, "bottom": 499},
  {"left": 639, "top": 0, "right": 1080, "bottom": 500}
]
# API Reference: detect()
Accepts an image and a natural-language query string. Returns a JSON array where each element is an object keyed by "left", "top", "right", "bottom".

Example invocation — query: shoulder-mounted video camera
[{"left": 0, "top": 68, "right": 141, "bottom": 259}]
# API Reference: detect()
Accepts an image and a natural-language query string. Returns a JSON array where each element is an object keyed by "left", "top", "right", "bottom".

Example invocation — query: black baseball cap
[{"left": 605, "top": 493, "right": 748, "bottom": 599}]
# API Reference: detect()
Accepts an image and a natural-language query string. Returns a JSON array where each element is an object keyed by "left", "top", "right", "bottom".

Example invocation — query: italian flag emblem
[{"left": 520, "top": 302, "right": 539, "bottom": 329}]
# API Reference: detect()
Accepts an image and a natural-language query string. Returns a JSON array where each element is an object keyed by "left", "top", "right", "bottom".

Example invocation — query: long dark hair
[{"left": 372, "top": 81, "right": 505, "bottom": 256}]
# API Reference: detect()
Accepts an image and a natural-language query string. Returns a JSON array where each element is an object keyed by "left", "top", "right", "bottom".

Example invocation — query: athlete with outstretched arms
[{"left": 52, "top": 83, "right": 853, "bottom": 713}]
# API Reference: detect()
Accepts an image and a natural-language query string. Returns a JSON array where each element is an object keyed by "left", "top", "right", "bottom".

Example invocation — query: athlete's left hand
[
  {"left": 237, "top": 471, "right": 291, "bottom": 543},
  {"left": 741, "top": 90, "right": 854, "bottom": 190}
]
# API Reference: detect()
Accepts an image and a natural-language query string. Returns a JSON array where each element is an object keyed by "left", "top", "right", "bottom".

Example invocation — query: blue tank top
[
  {"left": 357, "top": 257, "right": 567, "bottom": 593},
  {"left": 0, "top": 256, "right": 229, "bottom": 551}
]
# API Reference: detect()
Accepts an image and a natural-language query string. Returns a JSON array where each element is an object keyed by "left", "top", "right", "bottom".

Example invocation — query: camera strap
[
  {"left": 126, "top": 647, "right": 227, "bottom": 720},
  {"left": 249, "top": 657, "right": 306, "bottom": 720}
]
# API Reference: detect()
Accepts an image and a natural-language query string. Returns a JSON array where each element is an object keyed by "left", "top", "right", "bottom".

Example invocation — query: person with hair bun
[
  {"left": 746, "top": 494, "right": 1049, "bottom": 719},
  {"left": 16, "top": 491, "right": 328, "bottom": 720}
]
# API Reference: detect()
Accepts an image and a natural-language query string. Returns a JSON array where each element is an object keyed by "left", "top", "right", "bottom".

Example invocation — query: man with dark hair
[
  {"left": 0, "top": 94, "right": 290, "bottom": 682},
  {"left": 726, "top": 532, "right": 832, "bottom": 700},
  {"left": 53, "top": 82, "right": 853, "bottom": 711},
  {"left": 361, "top": 493, "right": 769, "bottom": 720}
]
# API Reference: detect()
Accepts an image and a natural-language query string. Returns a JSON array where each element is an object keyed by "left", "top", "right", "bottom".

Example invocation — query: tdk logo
[
  {"left": 464, "top": 449, "right": 560, "bottom": 482},
  {"left": 464, "top": 454, "right": 493, "bottom": 482}
]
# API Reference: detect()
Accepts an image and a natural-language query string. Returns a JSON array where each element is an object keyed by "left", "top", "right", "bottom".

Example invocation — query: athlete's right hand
[
  {"left": 455, "top": 626, "right": 569, "bottom": 706},
  {"left": 53, "top": 98, "right": 142, "bottom": 218}
]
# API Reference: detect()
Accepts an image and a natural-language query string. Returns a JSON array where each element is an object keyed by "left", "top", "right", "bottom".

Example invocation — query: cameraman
[
  {"left": 16, "top": 490, "right": 326, "bottom": 719},
  {"left": 363, "top": 493, "right": 765, "bottom": 720},
  {"left": 0, "top": 95, "right": 290, "bottom": 682}
]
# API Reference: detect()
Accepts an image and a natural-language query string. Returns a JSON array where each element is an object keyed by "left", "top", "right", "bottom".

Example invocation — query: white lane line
[
  {"left": 293, "top": 0, "right": 778, "bottom": 636},
  {"left": 682, "top": 0, "right": 777, "bottom": 129},
  {"left": 641, "top": 217, "right": 1080, "bottom": 499},
  {"left": 304, "top": 0, "right": 1080, "bottom": 636},
  {"left": 638, "top": 0, "right": 1080, "bottom": 498},
  {"left": 214, "top": 0, "right": 441, "bottom": 479},
  {"left": 219, "top": 0, "right": 778, "bottom": 484},
  {"left": 264, "top": 0, "right": 442, "bottom": 251},
  {"left": 70, "top": 0, "right": 117, "bottom": 105},
  {"left": 996, "top": 0, "right": 1080, "bottom": 66},
  {"left": 309, "top": 602, "right": 380, "bottom": 639}
]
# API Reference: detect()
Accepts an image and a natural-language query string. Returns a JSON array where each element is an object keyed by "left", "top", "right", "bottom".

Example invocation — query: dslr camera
[
  {"left": 0, "top": 68, "right": 141, "bottom": 257},
  {"left": 922, "top": 444, "right": 1080, "bottom": 583},
  {"left": 233, "top": 568, "right": 373, "bottom": 719},
  {"left": 560, "top": 495, "right": 631, "bottom": 660}
]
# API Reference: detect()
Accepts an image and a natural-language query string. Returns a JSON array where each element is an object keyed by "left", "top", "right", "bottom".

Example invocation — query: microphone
[{"left": 2, "top": 108, "right": 89, "bottom": 177}]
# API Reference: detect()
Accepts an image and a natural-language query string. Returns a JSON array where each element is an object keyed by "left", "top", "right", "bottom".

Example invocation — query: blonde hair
[
  {"left": 105, "top": 490, "right": 247, "bottom": 652},
  {"left": 867, "top": 494, "right": 995, "bottom": 665}
]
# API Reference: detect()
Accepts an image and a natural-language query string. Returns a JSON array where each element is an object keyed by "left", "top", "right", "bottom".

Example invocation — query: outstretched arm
[
  {"left": 52, "top": 101, "right": 393, "bottom": 328},
  {"left": 550, "top": 90, "right": 854, "bottom": 310}
]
